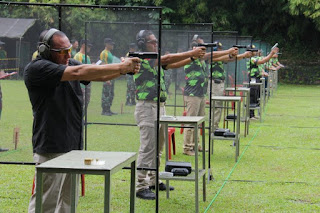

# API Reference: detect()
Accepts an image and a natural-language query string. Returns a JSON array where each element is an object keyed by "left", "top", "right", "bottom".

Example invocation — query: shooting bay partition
[{"left": 0, "top": 2, "right": 163, "bottom": 212}]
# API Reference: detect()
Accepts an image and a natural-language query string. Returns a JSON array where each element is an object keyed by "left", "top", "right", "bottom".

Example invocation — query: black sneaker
[
  {"left": 110, "top": 111, "right": 118, "bottom": 115},
  {"left": 136, "top": 188, "right": 156, "bottom": 200},
  {"left": 149, "top": 183, "right": 174, "bottom": 191}
]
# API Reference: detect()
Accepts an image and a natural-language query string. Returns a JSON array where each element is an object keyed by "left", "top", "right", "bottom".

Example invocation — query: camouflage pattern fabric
[
  {"left": 126, "top": 74, "right": 136, "bottom": 105},
  {"left": 247, "top": 56, "right": 260, "bottom": 78},
  {"left": 183, "top": 59, "right": 208, "bottom": 97},
  {"left": 208, "top": 61, "right": 225, "bottom": 80},
  {"left": 134, "top": 59, "right": 167, "bottom": 102},
  {"left": 101, "top": 80, "right": 114, "bottom": 111}
]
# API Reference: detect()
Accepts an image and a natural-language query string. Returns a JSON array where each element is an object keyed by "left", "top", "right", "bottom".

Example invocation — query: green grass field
[{"left": 0, "top": 79, "right": 319, "bottom": 212}]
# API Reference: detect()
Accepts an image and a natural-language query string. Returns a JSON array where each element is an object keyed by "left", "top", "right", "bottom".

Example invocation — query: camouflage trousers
[
  {"left": 126, "top": 75, "right": 136, "bottom": 105},
  {"left": 101, "top": 80, "right": 114, "bottom": 112},
  {"left": 81, "top": 83, "right": 91, "bottom": 114}
]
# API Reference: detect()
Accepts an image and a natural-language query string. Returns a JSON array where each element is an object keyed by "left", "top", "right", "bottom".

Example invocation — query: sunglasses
[
  {"left": 146, "top": 39, "right": 158, "bottom": 45},
  {"left": 50, "top": 45, "right": 72, "bottom": 55}
]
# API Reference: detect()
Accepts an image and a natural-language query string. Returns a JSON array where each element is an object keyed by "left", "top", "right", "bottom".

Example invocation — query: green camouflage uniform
[
  {"left": 134, "top": 59, "right": 167, "bottom": 192},
  {"left": 164, "top": 69, "right": 173, "bottom": 94},
  {"left": 247, "top": 56, "right": 261, "bottom": 78},
  {"left": 208, "top": 61, "right": 225, "bottom": 129},
  {"left": 209, "top": 61, "right": 225, "bottom": 80},
  {"left": 134, "top": 59, "right": 167, "bottom": 102},
  {"left": 247, "top": 56, "right": 261, "bottom": 117},
  {"left": 100, "top": 50, "right": 115, "bottom": 113},
  {"left": 126, "top": 74, "right": 136, "bottom": 105},
  {"left": 184, "top": 59, "right": 208, "bottom": 97},
  {"left": 183, "top": 59, "right": 208, "bottom": 151}
]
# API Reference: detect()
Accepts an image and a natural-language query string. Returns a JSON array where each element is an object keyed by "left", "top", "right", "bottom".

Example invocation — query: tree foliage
[{"left": 5, "top": 0, "right": 320, "bottom": 60}]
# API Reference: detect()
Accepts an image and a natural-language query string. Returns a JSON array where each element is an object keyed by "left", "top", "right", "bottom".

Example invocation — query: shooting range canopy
[{"left": 0, "top": 17, "right": 36, "bottom": 38}]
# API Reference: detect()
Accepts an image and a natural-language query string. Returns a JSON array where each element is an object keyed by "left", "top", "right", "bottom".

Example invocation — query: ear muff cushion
[
  {"left": 136, "top": 30, "right": 145, "bottom": 49},
  {"left": 38, "top": 28, "right": 59, "bottom": 58}
]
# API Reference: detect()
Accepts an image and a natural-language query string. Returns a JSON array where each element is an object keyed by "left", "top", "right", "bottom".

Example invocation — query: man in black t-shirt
[{"left": 25, "top": 28, "right": 140, "bottom": 213}]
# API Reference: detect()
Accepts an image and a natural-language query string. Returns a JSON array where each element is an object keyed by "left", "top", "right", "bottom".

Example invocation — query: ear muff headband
[
  {"left": 192, "top": 34, "right": 199, "bottom": 41},
  {"left": 38, "top": 28, "right": 59, "bottom": 58},
  {"left": 136, "top": 30, "right": 146, "bottom": 50}
]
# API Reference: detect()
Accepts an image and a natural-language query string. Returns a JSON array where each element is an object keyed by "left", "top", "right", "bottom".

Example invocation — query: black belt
[{"left": 213, "top": 79, "right": 224, "bottom": 84}]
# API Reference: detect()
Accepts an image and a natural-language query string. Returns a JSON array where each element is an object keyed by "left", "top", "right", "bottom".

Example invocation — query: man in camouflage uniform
[
  {"left": 247, "top": 45, "right": 279, "bottom": 119},
  {"left": 74, "top": 39, "right": 93, "bottom": 112},
  {"left": 134, "top": 30, "right": 206, "bottom": 200},
  {"left": 126, "top": 43, "right": 137, "bottom": 106},
  {"left": 183, "top": 36, "right": 238, "bottom": 156},
  {"left": 100, "top": 38, "right": 117, "bottom": 116},
  {"left": 207, "top": 42, "right": 251, "bottom": 130}
]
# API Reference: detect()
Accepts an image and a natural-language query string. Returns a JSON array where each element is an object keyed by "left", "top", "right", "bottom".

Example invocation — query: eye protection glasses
[
  {"left": 146, "top": 39, "right": 158, "bottom": 45},
  {"left": 50, "top": 45, "right": 72, "bottom": 55}
]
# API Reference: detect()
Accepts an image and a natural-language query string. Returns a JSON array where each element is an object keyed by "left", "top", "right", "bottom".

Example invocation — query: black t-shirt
[{"left": 24, "top": 57, "right": 88, "bottom": 154}]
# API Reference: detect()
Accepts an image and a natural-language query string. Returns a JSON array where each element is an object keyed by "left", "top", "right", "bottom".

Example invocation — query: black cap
[
  {"left": 104, "top": 38, "right": 114, "bottom": 45},
  {"left": 129, "top": 43, "right": 137, "bottom": 49},
  {"left": 80, "top": 39, "right": 92, "bottom": 46}
]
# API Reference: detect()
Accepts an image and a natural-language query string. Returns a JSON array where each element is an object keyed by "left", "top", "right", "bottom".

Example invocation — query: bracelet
[
  {"left": 190, "top": 57, "right": 195, "bottom": 61},
  {"left": 228, "top": 54, "right": 233, "bottom": 59}
]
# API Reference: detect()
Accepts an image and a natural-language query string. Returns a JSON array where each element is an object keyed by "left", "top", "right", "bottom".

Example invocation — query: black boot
[
  {"left": 101, "top": 107, "right": 112, "bottom": 116},
  {"left": 125, "top": 99, "right": 131, "bottom": 106},
  {"left": 110, "top": 110, "right": 117, "bottom": 115}
]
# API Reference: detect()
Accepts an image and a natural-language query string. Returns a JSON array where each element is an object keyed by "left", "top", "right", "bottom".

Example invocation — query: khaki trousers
[
  {"left": 183, "top": 96, "right": 205, "bottom": 151},
  {"left": 208, "top": 81, "right": 225, "bottom": 129},
  {"left": 135, "top": 101, "right": 165, "bottom": 192},
  {"left": 28, "top": 153, "right": 79, "bottom": 213}
]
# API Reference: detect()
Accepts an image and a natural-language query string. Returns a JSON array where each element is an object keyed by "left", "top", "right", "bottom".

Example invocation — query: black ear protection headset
[
  {"left": 38, "top": 28, "right": 59, "bottom": 59},
  {"left": 136, "top": 30, "right": 146, "bottom": 50}
]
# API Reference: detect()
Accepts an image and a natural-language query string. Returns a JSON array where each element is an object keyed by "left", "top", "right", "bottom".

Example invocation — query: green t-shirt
[
  {"left": 73, "top": 52, "right": 91, "bottom": 64},
  {"left": 100, "top": 50, "right": 113, "bottom": 64},
  {"left": 184, "top": 59, "right": 208, "bottom": 97}
]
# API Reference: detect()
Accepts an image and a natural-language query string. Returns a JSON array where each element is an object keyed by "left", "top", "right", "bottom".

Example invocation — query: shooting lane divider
[
  {"left": 204, "top": 87, "right": 274, "bottom": 212},
  {"left": 204, "top": 127, "right": 261, "bottom": 212}
]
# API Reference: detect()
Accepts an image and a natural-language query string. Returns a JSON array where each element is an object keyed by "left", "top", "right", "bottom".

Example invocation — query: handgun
[
  {"left": 233, "top": 45, "right": 247, "bottom": 49},
  {"left": 197, "top": 43, "right": 217, "bottom": 48},
  {"left": 271, "top": 43, "right": 278, "bottom": 50},
  {"left": 128, "top": 52, "right": 158, "bottom": 59},
  {"left": 247, "top": 49, "right": 259, "bottom": 52},
  {"left": 126, "top": 52, "right": 158, "bottom": 75}
]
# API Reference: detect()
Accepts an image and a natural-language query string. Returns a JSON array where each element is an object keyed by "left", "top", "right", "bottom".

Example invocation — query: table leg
[
  {"left": 195, "top": 124, "right": 199, "bottom": 213},
  {"left": 35, "top": 169, "right": 43, "bottom": 213},
  {"left": 104, "top": 172, "right": 111, "bottom": 213},
  {"left": 71, "top": 173, "right": 76, "bottom": 213},
  {"left": 130, "top": 161, "right": 136, "bottom": 213},
  {"left": 202, "top": 122, "right": 206, "bottom": 202}
]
